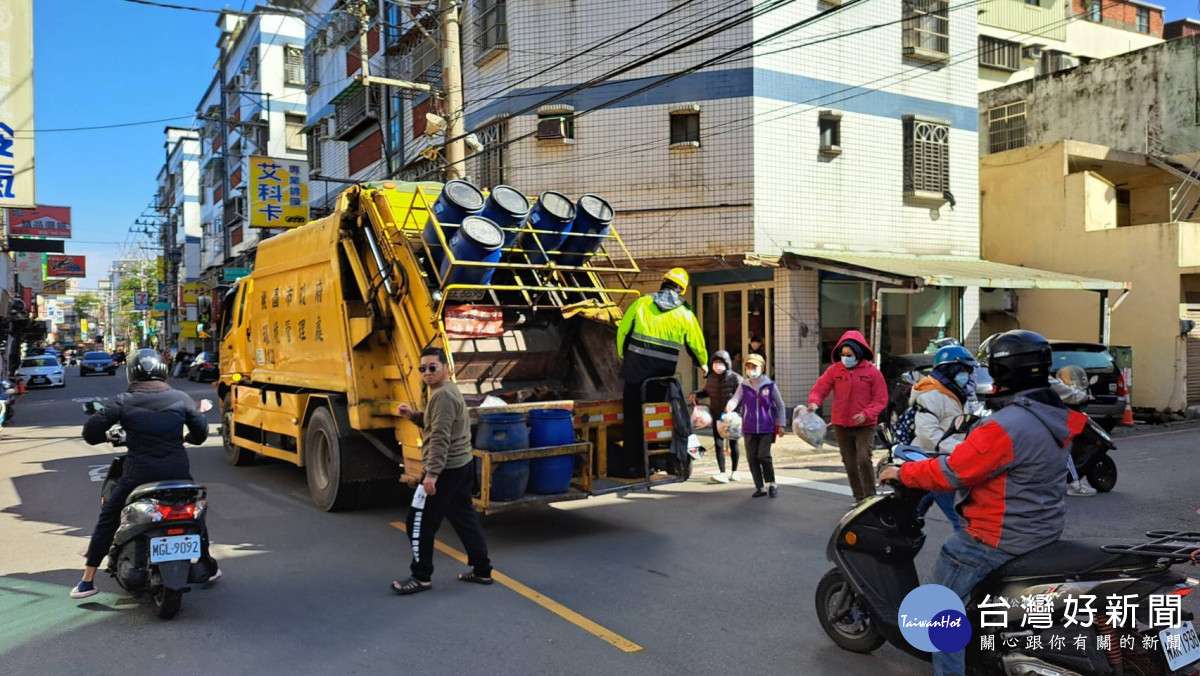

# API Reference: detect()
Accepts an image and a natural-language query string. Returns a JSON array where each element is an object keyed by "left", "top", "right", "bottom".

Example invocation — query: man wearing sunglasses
[{"left": 391, "top": 347, "right": 492, "bottom": 595}]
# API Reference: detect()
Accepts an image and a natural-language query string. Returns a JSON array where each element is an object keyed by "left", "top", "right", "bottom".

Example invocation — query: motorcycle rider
[
  {"left": 70, "top": 349, "right": 219, "bottom": 599},
  {"left": 878, "top": 330, "right": 1090, "bottom": 676},
  {"left": 909, "top": 345, "right": 977, "bottom": 531}
]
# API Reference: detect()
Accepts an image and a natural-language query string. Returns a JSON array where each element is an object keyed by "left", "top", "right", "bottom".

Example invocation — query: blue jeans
[
  {"left": 930, "top": 530, "right": 1014, "bottom": 676},
  {"left": 918, "top": 491, "right": 962, "bottom": 531}
]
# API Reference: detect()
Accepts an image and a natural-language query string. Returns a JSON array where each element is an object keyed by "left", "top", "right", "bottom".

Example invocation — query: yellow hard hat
[{"left": 663, "top": 267, "right": 689, "bottom": 293}]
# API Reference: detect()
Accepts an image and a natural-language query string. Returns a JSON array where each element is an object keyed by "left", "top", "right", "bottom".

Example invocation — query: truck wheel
[
  {"left": 222, "top": 397, "right": 255, "bottom": 467},
  {"left": 305, "top": 407, "right": 358, "bottom": 511}
]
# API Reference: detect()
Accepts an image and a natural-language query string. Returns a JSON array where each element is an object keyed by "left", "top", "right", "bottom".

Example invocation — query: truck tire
[{"left": 221, "top": 396, "right": 256, "bottom": 467}]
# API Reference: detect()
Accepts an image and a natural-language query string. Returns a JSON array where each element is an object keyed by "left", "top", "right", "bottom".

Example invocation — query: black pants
[
  {"left": 714, "top": 435, "right": 740, "bottom": 474},
  {"left": 744, "top": 433, "right": 776, "bottom": 489},
  {"left": 407, "top": 462, "right": 491, "bottom": 583},
  {"left": 85, "top": 474, "right": 215, "bottom": 570},
  {"left": 620, "top": 380, "right": 647, "bottom": 478}
]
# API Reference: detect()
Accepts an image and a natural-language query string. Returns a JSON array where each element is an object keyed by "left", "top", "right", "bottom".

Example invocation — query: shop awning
[{"left": 779, "top": 250, "right": 1130, "bottom": 291}]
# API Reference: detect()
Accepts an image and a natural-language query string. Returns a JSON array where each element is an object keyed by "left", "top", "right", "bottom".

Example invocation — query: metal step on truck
[{"left": 217, "top": 181, "right": 692, "bottom": 512}]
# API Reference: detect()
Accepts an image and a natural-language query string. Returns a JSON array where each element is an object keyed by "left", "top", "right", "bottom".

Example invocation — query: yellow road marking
[{"left": 389, "top": 521, "right": 643, "bottom": 653}]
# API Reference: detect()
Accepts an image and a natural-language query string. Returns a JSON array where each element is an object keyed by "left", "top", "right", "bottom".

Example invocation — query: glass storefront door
[{"left": 698, "top": 284, "right": 774, "bottom": 379}]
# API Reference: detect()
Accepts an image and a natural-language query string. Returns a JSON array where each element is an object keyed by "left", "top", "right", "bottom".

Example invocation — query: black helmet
[
  {"left": 986, "top": 330, "right": 1052, "bottom": 393},
  {"left": 128, "top": 348, "right": 168, "bottom": 383}
]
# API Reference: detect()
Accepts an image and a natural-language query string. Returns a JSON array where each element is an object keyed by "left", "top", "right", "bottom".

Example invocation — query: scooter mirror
[
  {"left": 198, "top": 398, "right": 213, "bottom": 413},
  {"left": 82, "top": 401, "right": 104, "bottom": 415}
]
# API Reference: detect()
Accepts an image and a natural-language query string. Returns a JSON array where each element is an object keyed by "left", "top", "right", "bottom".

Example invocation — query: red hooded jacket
[{"left": 807, "top": 330, "right": 888, "bottom": 428}]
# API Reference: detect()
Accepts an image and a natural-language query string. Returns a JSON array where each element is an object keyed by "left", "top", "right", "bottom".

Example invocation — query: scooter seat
[
  {"left": 127, "top": 480, "right": 205, "bottom": 503},
  {"left": 993, "top": 540, "right": 1153, "bottom": 580}
]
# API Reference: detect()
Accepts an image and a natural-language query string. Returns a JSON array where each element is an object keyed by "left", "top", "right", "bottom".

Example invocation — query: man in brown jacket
[{"left": 391, "top": 347, "right": 493, "bottom": 595}]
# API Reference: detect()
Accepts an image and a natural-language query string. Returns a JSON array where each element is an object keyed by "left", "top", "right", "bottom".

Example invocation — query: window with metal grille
[
  {"left": 477, "top": 0, "right": 507, "bottom": 57},
  {"left": 307, "top": 122, "right": 326, "bottom": 173},
  {"left": 1137, "top": 7, "right": 1150, "bottom": 33},
  {"left": 244, "top": 47, "right": 259, "bottom": 83},
  {"left": 986, "top": 101, "right": 1026, "bottom": 154},
  {"left": 286, "top": 114, "right": 307, "bottom": 151},
  {"left": 903, "top": 116, "right": 950, "bottom": 196},
  {"left": 902, "top": 0, "right": 949, "bottom": 59},
  {"left": 978, "top": 36, "right": 1020, "bottom": 71},
  {"left": 285, "top": 45, "right": 305, "bottom": 86},
  {"left": 472, "top": 119, "right": 506, "bottom": 189},
  {"left": 1086, "top": 0, "right": 1100, "bottom": 21},
  {"left": 669, "top": 112, "right": 700, "bottom": 145}
]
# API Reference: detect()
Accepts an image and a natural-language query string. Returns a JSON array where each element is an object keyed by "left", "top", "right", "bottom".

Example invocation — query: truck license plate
[
  {"left": 149, "top": 534, "right": 201, "bottom": 563},
  {"left": 1160, "top": 621, "right": 1200, "bottom": 672}
]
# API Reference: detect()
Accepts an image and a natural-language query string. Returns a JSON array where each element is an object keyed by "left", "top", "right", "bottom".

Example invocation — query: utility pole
[{"left": 439, "top": 0, "right": 465, "bottom": 180}]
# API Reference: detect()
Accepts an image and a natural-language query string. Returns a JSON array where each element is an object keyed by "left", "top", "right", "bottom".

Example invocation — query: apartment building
[
  {"left": 977, "top": 0, "right": 1162, "bottom": 93},
  {"left": 300, "top": 0, "right": 1122, "bottom": 402},
  {"left": 155, "top": 126, "right": 202, "bottom": 351},
  {"left": 192, "top": 6, "right": 309, "bottom": 349}
]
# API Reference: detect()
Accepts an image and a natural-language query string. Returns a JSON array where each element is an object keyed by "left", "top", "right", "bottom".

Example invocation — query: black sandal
[
  {"left": 391, "top": 577, "right": 432, "bottom": 595},
  {"left": 457, "top": 571, "right": 495, "bottom": 586}
]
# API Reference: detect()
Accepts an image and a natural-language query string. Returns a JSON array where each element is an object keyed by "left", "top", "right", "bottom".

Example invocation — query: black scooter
[
  {"left": 84, "top": 401, "right": 215, "bottom": 619},
  {"left": 815, "top": 445, "right": 1200, "bottom": 676}
]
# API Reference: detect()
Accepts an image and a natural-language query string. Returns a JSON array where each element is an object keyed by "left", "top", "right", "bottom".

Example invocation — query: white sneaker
[
  {"left": 729, "top": 471, "right": 742, "bottom": 482},
  {"left": 1067, "top": 480, "right": 1097, "bottom": 497},
  {"left": 709, "top": 473, "right": 729, "bottom": 484}
]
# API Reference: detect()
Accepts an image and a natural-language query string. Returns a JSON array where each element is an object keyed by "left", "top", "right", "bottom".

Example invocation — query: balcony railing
[
  {"left": 902, "top": 0, "right": 949, "bottom": 62},
  {"left": 333, "top": 84, "right": 382, "bottom": 141}
]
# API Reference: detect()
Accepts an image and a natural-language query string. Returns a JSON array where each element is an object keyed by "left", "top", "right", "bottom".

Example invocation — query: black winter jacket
[
  {"left": 83, "top": 381, "right": 209, "bottom": 480},
  {"left": 694, "top": 350, "right": 742, "bottom": 415}
]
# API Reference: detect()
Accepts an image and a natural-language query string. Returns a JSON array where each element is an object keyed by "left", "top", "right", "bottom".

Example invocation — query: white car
[{"left": 17, "top": 355, "right": 65, "bottom": 388}]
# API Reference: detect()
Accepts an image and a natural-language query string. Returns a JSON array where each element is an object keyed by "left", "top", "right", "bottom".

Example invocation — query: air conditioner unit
[
  {"left": 1060, "top": 55, "right": 1081, "bottom": 69},
  {"left": 536, "top": 117, "right": 567, "bottom": 140},
  {"left": 1021, "top": 45, "right": 1043, "bottom": 60}
]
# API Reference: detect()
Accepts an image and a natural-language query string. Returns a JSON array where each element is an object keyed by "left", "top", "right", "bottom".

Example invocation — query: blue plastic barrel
[
  {"left": 477, "top": 412, "right": 530, "bottom": 502},
  {"left": 528, "top": 408, "right": 576, "bottom": 494},
  {"left": 440, "top": 216, "right": 505, "bottom": 286},
  {"left": 424, "top": 180, "right": 485, "bottom": 267},
  {"left": 558, "top": 194, "right": 615, "bottom": 267},
  {"left": 480, "top": 185, "right": 531, "bottom": 247},
  {"left": 518, "top": 191, "right": 576, "bottom": 264}
]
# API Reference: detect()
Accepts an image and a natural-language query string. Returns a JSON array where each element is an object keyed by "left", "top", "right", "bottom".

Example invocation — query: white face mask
[
  {"left": 713, "top": 363, "right": 727, "bottom": 374},
  {"left": 954, "top": 372, "right": 971, "bottom": 389},
  {"left": 841, "top": 356, "right": 858, "bottom": 369},
  {"left": 746, "top": 368, "right": 762, "bottom": 379}
]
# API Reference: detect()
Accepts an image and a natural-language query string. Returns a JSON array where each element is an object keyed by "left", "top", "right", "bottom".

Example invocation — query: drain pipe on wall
[
  {"left": 870, "top": 285, "right": 924, "bottom": 365},
  {"left": 1100, "top": 289, "right": 1130, "bottom": 346}
]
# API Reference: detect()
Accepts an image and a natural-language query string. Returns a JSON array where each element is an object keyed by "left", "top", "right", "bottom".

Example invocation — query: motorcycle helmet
[
  {"left": 933, "top": 345, "right": 977, "bottom": 369},
  {"left": 986, "top": 330, "right": 1052, "bottom": 394},
  {"left": 128, "top": 348, "right": 168, "bottom": 383}
]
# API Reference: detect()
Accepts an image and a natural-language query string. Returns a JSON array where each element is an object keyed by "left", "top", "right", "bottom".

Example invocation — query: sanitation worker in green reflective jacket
[{"left": 614, "top": 268, "right": 708, "bottom": 477}]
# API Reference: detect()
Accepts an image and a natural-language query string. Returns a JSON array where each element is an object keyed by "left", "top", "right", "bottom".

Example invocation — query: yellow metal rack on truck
[{"left": 217, "top": 182, "right": 691, "bottom": 512}]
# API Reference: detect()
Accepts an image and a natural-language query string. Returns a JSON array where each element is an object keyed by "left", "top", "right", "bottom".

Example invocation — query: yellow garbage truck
[{"left": 217, "top": 182, "right": 691, "bottom": 511}]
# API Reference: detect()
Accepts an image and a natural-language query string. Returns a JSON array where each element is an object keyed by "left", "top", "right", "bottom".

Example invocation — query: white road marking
[
  {"left": 773, "top": 476, "right": 854, "bottom": 496},
  {"left": 88, "top": 464, "right": 109, "bottom": 482}
]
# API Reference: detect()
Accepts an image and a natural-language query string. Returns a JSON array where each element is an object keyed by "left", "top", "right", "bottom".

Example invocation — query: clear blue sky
[{"left": 29, "top": 0, "right": 1200, "bottom": 289}]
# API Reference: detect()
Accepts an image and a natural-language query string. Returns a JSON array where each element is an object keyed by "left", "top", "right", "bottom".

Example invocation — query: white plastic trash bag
[
  {"left": 717, "top": 411, "right": 743, "bottom": 440},
  {"left": 793, "top": 406, "right": 827, "bottom": 451},
  {"left": 480, "top": 396, "right": 508, "bottom": 408},
  {"left": 690, "top": 404, "right": 713, "bottom": 430},
  {"left": 686, "top": 433, "right": 703, "bottom": 460}
]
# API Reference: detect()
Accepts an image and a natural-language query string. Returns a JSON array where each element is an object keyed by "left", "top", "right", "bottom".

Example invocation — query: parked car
[
  {"left": 974, "top": 337, "right": 1126, "bottom": 431},
  {"left": 187, "top": 352, "right": 219, "bottom": 382},
  {"left": 17, "top": 355, "right": 65, "bottom": 388},
  {"left": 79, "top": 351, "right": 119, "bottom": 376}
]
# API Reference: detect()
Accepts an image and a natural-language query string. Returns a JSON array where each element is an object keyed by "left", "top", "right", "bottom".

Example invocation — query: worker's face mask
[
  {"left": 746, "top": 368, "right": 761, "bottom": 379},
  {"left": 713, "top": 363, "right": 726, "bottom": 375},
  {"left": 954, "top": 372, "right": 971, "bottom": 389},
  {"left": 841, "top": 355, "right": 858, "bottom": 369}
]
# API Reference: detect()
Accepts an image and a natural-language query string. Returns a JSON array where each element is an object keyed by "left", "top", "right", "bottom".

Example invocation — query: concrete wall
[
  {"left": 981, "top": 142, "right": 1191, "bottom": 409},
  {"left": 980, "top": 37, "right": 1200, "bottom": 155}
]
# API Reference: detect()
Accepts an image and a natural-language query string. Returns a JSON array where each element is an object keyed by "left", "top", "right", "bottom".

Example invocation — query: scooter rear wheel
[
  {"left": 153, "top": 587, "right": 182, "bottom": 619},
  {"left": 1085, "top": 454, "right": 1118, "bottom": 493},
  {"left": 815, "top": 568, "right": 885, "bottom": 654}
]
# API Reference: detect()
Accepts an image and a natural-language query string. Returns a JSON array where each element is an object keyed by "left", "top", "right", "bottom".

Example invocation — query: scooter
[
  {"left": 815, "top": 445, "right": 1200, "bottom": 675},
  {"left": 0, "top": 379, "right": 17, "bottom": 427},
  {"left": 84, "top": 400, "right": 216, "bottom": 619}
]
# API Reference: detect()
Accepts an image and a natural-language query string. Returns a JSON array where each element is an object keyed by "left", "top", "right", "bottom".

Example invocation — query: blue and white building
[
  {"left": 193, "top": 7, "right": 309, "bottom": 326},
  {"left": 156, "top": 126, "right": 202, "bottom": 351}
]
